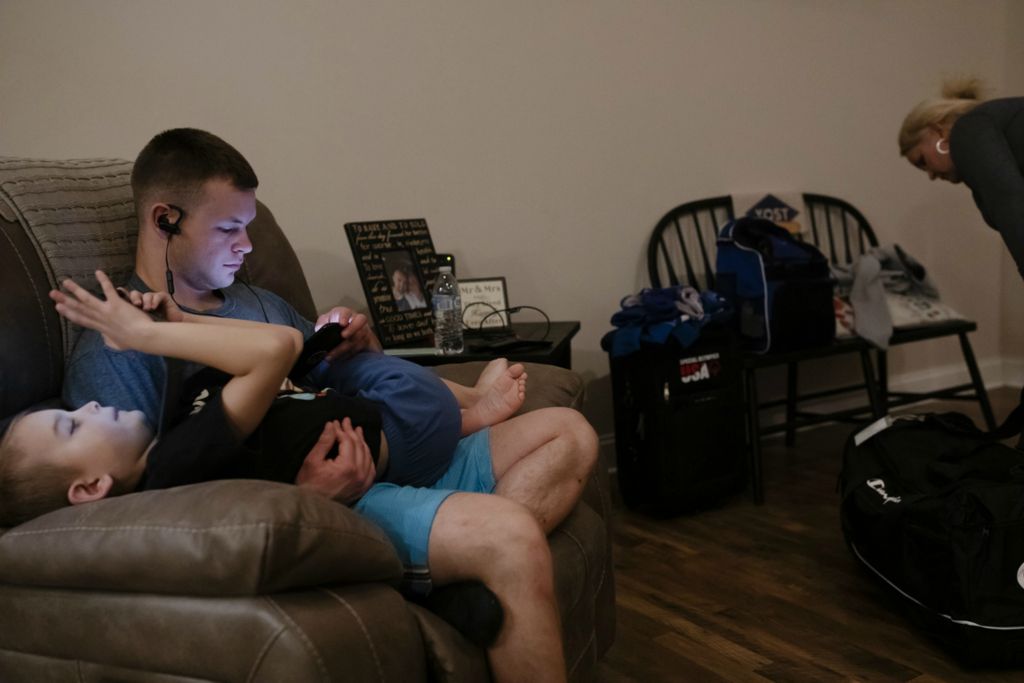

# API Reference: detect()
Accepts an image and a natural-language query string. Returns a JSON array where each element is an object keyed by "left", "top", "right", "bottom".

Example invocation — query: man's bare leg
[
  {"left": 489, "top": 407, "right": 598, "bottom": 532},
  {"left": 429, "top": 492, "right": 567, "bottom": 683}
]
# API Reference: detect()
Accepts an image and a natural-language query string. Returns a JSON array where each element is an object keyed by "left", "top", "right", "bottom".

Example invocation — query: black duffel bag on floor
[{"left": 840, "top": 411, "right": 1024, "bottom": 667}]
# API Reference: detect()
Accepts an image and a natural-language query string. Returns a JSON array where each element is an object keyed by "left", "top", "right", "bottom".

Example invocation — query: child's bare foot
[{"left": 461, "top": 362, "right": 527, "bottom": 436}]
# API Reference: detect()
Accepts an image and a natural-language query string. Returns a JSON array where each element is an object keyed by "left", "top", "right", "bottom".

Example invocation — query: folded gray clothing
[
  {"left": 851, "top": 255, "right": 892, "bottom": 349},
  {"left": 831, "top": 243, "right": 942, "bottom": 350},
  {"left": 869, "top": 244, "right": 939, "bottom": 298}
]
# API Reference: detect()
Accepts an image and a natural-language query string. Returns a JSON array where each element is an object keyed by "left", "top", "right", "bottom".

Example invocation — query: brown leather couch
[{"left": 0, "top": 158, "right": 615, "bottom": 681}]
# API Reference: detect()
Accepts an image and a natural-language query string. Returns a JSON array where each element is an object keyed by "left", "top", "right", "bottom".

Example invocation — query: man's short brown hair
[{"left": 131, "top": 128, "right": 259, "bottom": 216}]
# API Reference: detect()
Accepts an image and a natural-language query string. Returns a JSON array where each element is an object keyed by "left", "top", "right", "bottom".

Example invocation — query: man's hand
[
  {"left": 295, "top": 418, "right": 376, "bottom": 505},
  {"left": 50, "top": 270, "right": 155, "bottom": 351},
  {"left": 315, "top": 307, "right": 383, "bottom": 361}
]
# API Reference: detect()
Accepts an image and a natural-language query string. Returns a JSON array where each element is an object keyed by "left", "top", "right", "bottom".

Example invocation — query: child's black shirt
[{"left": 138, "top": 369, "right": 382, "bottom": 491}]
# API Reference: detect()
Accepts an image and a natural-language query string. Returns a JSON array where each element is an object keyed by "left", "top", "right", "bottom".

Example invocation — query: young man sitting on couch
[{"left": 58, "top": 128, "right": 598, "bottom": 683}]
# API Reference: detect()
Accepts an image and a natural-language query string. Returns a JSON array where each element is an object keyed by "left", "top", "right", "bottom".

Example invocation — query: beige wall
[{"left": 1, "top": 1, "right": 1019, "bottom": 441}]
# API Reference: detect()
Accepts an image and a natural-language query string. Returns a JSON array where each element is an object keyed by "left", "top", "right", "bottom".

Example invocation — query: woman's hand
[
  {"left": 295, "top": 417, "right": 376, "bottom": 505},
  {"left": 50, "top": 270, "right": 156, "bottom": 351}
]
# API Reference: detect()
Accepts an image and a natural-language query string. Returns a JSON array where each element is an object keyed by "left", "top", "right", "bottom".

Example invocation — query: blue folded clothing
[{"left": 601, "top": 286, "right": 733, "bottom": 358}]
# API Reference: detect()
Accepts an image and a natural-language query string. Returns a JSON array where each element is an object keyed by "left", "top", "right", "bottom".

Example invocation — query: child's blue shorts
[{"left": 354, "top": 428, "right": 495, "bottom": 595}]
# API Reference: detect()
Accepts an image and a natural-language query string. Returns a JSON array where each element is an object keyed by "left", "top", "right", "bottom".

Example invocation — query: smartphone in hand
[{"left": 289, "top": 323, "right": 344, "bottom": 382}]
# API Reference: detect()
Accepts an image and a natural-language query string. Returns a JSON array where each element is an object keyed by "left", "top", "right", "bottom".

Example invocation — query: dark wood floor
[{"left": 595, "top": 388, "right": 1024, "bottom": 683}]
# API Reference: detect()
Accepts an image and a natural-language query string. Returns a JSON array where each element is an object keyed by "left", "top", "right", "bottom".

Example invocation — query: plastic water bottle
[{"left": 432, "top": 265, "right": 464, "bottom": 354}]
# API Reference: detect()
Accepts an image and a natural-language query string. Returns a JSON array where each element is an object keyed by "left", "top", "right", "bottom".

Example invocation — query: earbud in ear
[
  {"left": 157, "top": 214, "right": 181, "bottom": 235},
  {"left": 157, "top": 204, "right": 185, "bottom": 235}
]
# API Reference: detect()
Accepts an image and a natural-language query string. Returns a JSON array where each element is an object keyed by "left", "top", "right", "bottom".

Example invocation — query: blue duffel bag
[{"left": 715, "top": 216, "right": 835, "bottom": 353}]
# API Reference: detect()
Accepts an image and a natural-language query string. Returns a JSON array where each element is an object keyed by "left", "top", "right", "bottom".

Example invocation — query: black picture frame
[{"left": 344, "top": 218, "right": 440, "bottom": 348}]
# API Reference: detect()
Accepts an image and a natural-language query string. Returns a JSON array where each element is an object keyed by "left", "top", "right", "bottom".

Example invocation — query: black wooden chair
[{"left": 648, "top": 193, "right": 995, "bottom": 504}]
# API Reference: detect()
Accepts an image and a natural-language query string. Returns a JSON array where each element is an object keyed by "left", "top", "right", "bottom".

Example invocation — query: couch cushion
[
  {"left": 0, "top": 583, "right": 428, "bottom": 683},
  {"left": 0, "top": 157, "right": 139, "bottom": 357},
  {"left": 0, "top": 480, "right": 402, "bottom": 595}
]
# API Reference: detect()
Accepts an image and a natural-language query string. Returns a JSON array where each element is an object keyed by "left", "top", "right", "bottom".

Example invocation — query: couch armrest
[{"left": 0, "top": 480, "right": 402, "bottom": 595}]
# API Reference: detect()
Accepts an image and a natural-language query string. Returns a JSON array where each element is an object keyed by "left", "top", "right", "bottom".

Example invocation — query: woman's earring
[{"left": 936, "top": 138, "right": 950, "bottom": 155}]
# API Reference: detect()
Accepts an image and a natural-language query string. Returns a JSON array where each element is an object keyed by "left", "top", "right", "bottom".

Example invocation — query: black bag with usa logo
[
  {"left": 605, "top": 323, "right": 746, "bottom": 515},
  {"left": 840, "top": 411, "right": 1024, "bottom": 666}
]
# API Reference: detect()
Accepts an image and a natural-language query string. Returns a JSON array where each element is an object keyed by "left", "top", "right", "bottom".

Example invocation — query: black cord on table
[{"left": 479, "top": 305, "right": 551, "bottom": 341}]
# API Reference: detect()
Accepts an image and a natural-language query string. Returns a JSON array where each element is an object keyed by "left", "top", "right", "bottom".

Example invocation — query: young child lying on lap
[{"left": 0, "top": 271, "right": 526, "bottom": 540}]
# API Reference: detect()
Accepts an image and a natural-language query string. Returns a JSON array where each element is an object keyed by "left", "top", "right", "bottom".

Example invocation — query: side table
[{"left": 391, "top": 321, "right": 581, "bottom": 369}]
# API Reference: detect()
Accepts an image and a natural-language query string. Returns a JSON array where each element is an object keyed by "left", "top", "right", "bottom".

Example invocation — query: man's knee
[
  {"left": 430, "top": 494, "right": 552, "bottom": 583},
  {"left": 488, "top": 505, "right": 555, "bottom": 591},
  {"left": 548, "top": 407, "right": 598, "bottom": 478},
  {"left": 479, "top": 502, "right": 552, "bottom": 582},
  {"left": 570, "top": 409, "right": 598, "bottom": 463}
]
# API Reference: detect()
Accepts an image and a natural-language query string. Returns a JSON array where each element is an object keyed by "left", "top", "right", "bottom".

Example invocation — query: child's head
[{"left": 0, "top": 402, "right": 153, "bottom": 526}]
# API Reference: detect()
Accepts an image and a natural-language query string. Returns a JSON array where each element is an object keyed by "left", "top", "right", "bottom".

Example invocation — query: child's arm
[
  {"left": 123, "top": 289, "right": 292, "bottom": 332},
  {"left": 52, "top": 271, "right": 303, "bottom": 438},
  {"left": 127, "top": 289, "right": 377, "bottom": 364}
]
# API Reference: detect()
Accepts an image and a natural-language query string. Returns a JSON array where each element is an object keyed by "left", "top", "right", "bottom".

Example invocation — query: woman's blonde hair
[{"left": 898, "top": 76, "right": 986, "bottom": 156}]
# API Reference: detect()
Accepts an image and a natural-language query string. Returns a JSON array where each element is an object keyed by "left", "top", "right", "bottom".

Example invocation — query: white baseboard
[
  {"left": 895, "top": 356, "right": 1005, "bottom": 392},
  {"left": 757, "top": 356, "right": 1004, "bottom": 430},
  {"left": 1001, "top": 357, "right": 1024, "bottom": 389}
]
